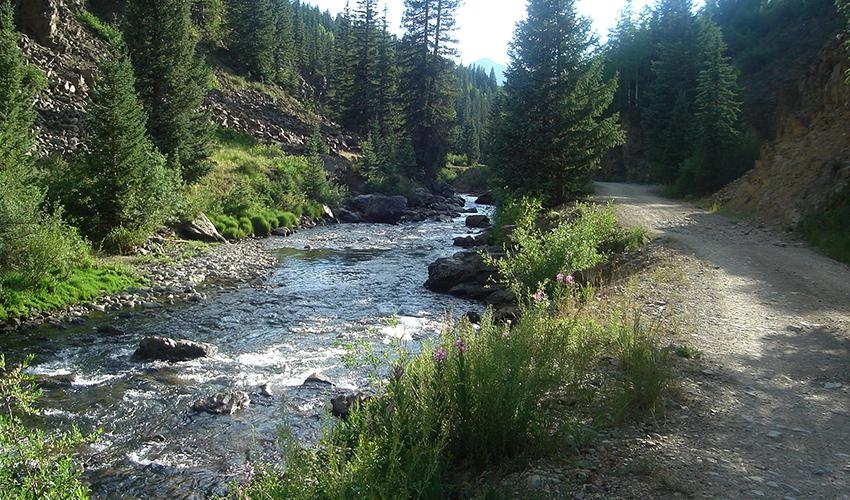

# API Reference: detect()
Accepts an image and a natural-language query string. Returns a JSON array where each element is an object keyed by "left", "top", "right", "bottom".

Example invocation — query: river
[{"left": 0, "top": 196, "right": 492, "bottom": 499}]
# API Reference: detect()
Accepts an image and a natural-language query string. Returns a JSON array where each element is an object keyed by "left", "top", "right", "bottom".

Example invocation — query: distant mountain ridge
[{"left": 469, "top": 58, "right": 506, "bottom": 85}]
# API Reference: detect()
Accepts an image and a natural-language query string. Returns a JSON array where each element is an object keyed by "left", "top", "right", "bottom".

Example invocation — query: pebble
[
  {"left": 813, "top": 466, "right": 833, "bottom": 476},
  {"left": 767, "top": 431, "right": 783, "bottom": 439},
  {"left": 824, "top": 382, "right": 843, "bottom": 390},
  {"left": 751, "top": 490, "right": 765, "bottom": 497}
]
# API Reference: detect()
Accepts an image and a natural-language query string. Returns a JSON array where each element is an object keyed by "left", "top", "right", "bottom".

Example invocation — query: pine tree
[
  {"left": 124, "top": 0, "right": 212, "bottom": 184},
  {"left": 675, "top": 16, "right": 742, "bottom": 193},
  {"left": 327, "top": 4, "right": 355, "bottom": 121},
  {"left": 71, "top": 40, "right": 180, "bottom": 252},
  {"left": 839, "top": 0, "right": 850, "bottom": 82},
  {"left": 400, "top": 0, "right": 461, "bottom": 185},
  {"left": 491, "top": 0, "right": 623, "bottom": 204},
  {"left": 227, "top": 0, "right": 278, "bottom": 82},
  {"left": 345, "top": 0, "right": 381, "bottom": 132},
  {"left": 274, "top": 0, "right": 298, "bottom": 89},
  {"left": 642, "top": 0, "right": 699, "bottom": 183}
]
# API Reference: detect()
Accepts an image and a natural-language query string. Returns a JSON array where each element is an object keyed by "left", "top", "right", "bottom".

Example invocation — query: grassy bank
[
  {"left": 0, "top": 265, "right": 141, "bottom": 322},
  {"left": 236, "top": 201, "right": 668, "bottom": 498}
]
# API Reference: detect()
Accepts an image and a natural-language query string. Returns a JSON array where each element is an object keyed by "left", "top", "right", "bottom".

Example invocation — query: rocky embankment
[{"left": 716, "top": 36, "right": 850, "bottom": 227}]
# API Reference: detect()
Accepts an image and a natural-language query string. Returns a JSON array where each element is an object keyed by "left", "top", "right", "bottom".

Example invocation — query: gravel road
[{"left": 595, "top": 182, "right": 850, "bottom": 499}]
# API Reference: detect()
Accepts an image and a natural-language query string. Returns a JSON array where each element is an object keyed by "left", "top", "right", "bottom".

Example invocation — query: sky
[{"left": 301, "top": 0, "right": 655, "bottom": 65}]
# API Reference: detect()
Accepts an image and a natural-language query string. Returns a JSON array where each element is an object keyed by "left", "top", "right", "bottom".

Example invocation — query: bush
[
  {"left": 278, "top": 211, "right": 298, "bottom": 228},
  {"left": 0, "top": 355, "right": 93, "bottom": 498},
  {"left": 250, "top": 215, "right": 271, "bottom": 236},
  {"left": 489, "top": 201, "right": 622, "bottom": 299},
  {"left": 77, "top": 9, "right": 120, "bottom": 43}
]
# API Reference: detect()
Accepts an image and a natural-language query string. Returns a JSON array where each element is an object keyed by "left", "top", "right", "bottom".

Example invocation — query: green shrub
[
  {"left": 278, "top": 211, "right": 298, "bottom": 228},
  {"left": 239, "top": 301, "right": 672, "bottom": 498},
  {"left": 77, "top": 9, "right": 120, "bottom": 42},
  {"left": 489, "top": 202, "right": 622, "bottom": 299},
  {"left": 250, "top": 215, "right": 271, "bottom": 236},
  {"left": 0, "top": 355, "right": 94, "bottom": 498},
  {"left": 238, "top": 217, "right": 253, "bottom": 235},
  {"left": 220, "top": 227, "right": 244, "bottom": 240}
]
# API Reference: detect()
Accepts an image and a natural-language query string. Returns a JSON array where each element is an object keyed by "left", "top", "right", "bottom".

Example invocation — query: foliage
[
  {"left": 124, "top": 0, "right": 213, "bottom": 184},
  {"left": 0, "top": 355, "right": 94, "bottom": 498},
  {"left": 799, "top": 183, "right": 850, "bottom": 263},
  {"left": 491, "top": 0, "right": 624, "bottom": 205},
  {"left": 488, "top": 201, "right": 626, "bottom": 299},
  {"left": 60, "top": 40, "right": 181, "bottom": 252},
  {"left": 400, "top": 0, "right": 461, "bottom": 185},
  {"left": 0, "top": 2, "right": 91, "bottom": 295},
  {"left": 188, "top": 127, "right": 344, "bottom": 239},
  {"left": 77, "top": 9, "right": 120, "bottom": 43},
  {"left": 840, "top": 0, "right": 850, "bottom": 81},
  {"left": 452, "top": 64, "right": 499, "bottom": 165},
  {"left": 238, "top": 303, "right": 670, "bottom": 498}
]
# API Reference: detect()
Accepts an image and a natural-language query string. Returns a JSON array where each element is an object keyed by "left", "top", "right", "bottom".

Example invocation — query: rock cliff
[{"left": 716, "top": 37, "right": 850, "bottom": 228}]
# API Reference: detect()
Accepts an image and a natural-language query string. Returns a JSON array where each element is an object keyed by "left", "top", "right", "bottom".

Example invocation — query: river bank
[{"left": 0, "top": 235, "right": 279, "bottom": 334}]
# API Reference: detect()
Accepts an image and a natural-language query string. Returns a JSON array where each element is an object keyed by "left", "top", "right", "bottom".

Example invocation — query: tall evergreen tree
[
  {"left": 327, "top": 4, "right": 355, "bottom": 117},
  {"left": 69, "top": 40, "right": 180, "bottom": 252},
  {"left": 400, "top": 0, "right": 461, "bottom": 185},
  {"left": 274, "top": 0, "right": 298, "bottom": 89},
  {"left": 226, "top": 0, "right": 278, "bottom": 82},
  {"left": 675, "top": 16, "right": 742, "bottom": 193},
  {"left": 124, "top": 0, "right": 212, "bottom": 184},
  {"left": 344, "top": 0, "right": 381, "bottom": 131},
  {"left": 839, "top": 0, "right": 850, "bottom": 81},
  {"left": 642, "top": 0, "right": 699, "bottom": 183},
  {"left": 491, "top": 0, "right": 623, "bottom": 203}
]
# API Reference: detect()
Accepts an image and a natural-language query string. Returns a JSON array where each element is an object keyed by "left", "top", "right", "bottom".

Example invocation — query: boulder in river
[
  {"left": 424, "top": 251, "right": 497, "bottom": 293},
  {"left": 303, "top": 372, "right": 335, "bottom": 386},
  {"left": 191, "top": 390, "right": 250, "bottom": 415},
  {"left": 349, "top": 194, "right": 408, "bottom": 224},
  {"left": 465, "top": 214, "right": 491, "bottom": 228},
  {"left": 475, "top": 191, "right": 496, "bottom": 205},
  {"left": 134, "top": 336, "right": 218, "bottom": 362}
]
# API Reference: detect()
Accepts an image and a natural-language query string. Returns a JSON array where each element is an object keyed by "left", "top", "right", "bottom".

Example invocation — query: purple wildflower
[
  {"left": 565, "top": 274, "right": 575, "bottom": 284},
  {"left": 533, "top": 290, "right": 545, "bottom": 301},
  {"left": 556, "top": 271, "right": 565, "bottom": 283},
  {"left": 455, "top": 338, "right": 467, "bottom": 353},
  {"left": 433, "top": 347, "right": 447, "bottom": 364}
]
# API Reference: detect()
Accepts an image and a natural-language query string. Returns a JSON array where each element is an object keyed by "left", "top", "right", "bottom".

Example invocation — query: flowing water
[{"left": 0, "top": 196, "right": 493, "bottom": 499}]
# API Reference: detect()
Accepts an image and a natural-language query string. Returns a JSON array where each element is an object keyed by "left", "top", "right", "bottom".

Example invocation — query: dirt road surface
[{"left": 596, "top": 182, "right": 850, "bottom": 499}]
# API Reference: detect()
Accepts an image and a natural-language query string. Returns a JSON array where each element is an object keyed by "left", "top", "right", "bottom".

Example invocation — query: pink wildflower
[
  {"left": 455, "top": 338, "right": 467, "bottom": 353},
  {"left": 533, "top": 290, "right": 545, "bottom": 301},
  {"left": 433, "top": 347, "right": 447, "bottom": 364}
]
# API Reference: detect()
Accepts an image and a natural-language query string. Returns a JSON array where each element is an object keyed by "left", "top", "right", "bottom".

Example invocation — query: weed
[{"left": 674, "top": 345, "right": 702, "bottom": 359}]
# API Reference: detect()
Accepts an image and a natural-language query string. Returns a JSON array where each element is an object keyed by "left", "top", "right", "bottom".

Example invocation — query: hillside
[
  {"left": 15, "top": 0, "right": 357, "bottom": 160},
  {"left": 716, "top": 37, "right": 850, "bottom": 228}
]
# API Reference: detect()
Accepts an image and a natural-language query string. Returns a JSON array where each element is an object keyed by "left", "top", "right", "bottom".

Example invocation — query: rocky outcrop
[
  {"left": 177, "top": 213, "right": 228, "bottom": 244},
  {"left": 191, "top": 390, "right": 250, "bottom": 415},
  {"left": 134, "top": 336, "right": 218, "bottom": 362},
  {"left": 349, "top": 194, "right": 408, "bottom": 224},
  {"left": 715, "top": 37, "right": 850, "bottom": 227},
  {"left": 204, "top": 82, "right": 358, "bottom": 157}
]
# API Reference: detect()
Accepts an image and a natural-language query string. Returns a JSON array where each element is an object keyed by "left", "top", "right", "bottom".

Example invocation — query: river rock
[
  {"left": 465, "top": 214, "right": 491, "bottom": 228},
  {"left": 475, "top": 191, "right": 496, "bottom": 205},
  {"left": 191, "top": 390, "right": 250, "bottom": 415},
  {"left": 453, "top": 235, "right": 477, "bottom": 248},
  {"left": 331, "top": 392, "right": 367, "bottom": 419},
  {"left": 134, "top": 336, "right": 218, "bottom": 362},
  {"left": 177, "top": 213, "right": 228, "bottom": 244},
  {"left": 334, "top": 207, "right": 362, "bottom": 223},
  {"left": 349, "top": 194, "right": 408, "bottom": 224},
  {"left": 424, "top": 251, "right": 497, "bottom": 293},
  {"left": 303, "top": 372, "right": 335, "bottom": 386}
]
